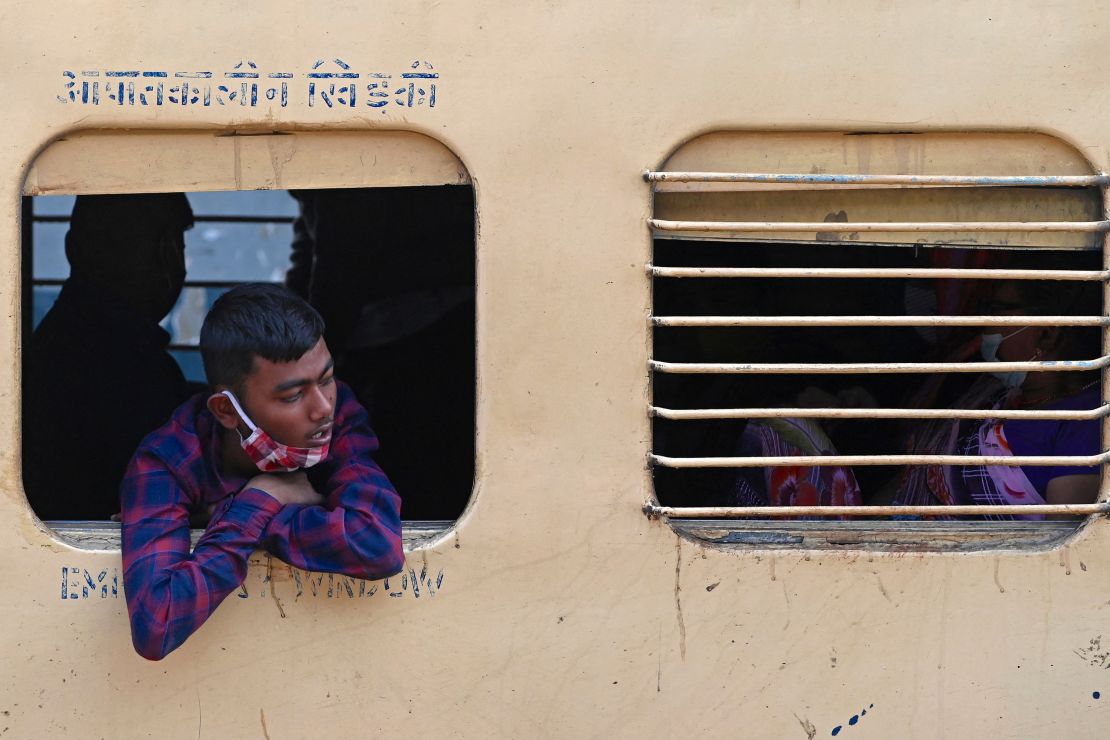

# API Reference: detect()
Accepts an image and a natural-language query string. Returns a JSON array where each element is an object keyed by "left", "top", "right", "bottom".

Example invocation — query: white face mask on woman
[{"left": 979, "top": 327, "right": 1032, "bottom": 388}]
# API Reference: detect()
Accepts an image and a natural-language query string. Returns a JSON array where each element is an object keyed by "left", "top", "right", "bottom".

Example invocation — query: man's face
[{"left": 239, "top": 338, "right": 337, "bottom": 448}]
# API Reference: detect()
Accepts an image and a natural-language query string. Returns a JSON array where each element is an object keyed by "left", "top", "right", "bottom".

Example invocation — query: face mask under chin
[{"left": 220, "top": 390, "right": 330, "bottom": 473}]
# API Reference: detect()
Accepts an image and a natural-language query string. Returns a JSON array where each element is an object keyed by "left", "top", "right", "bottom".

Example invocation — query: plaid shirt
[{"left": 121, "top": 380, "right": 403, "bottom": 660}]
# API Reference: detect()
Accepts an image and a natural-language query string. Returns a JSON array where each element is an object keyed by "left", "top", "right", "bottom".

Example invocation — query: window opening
[
  {"left": 23, "top": 185, "right": 474, "bottom": 536},
  {"left": 645, "top": 135, "right": 1110, "bottom": 546}
]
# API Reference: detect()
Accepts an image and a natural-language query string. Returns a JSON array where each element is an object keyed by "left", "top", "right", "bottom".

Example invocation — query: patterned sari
[
  {"left": 736, "top": 418, "right": 863, "bottom": 510},
  {"left": 895, "top": 375, "right": 1044, "bottom": 519}
]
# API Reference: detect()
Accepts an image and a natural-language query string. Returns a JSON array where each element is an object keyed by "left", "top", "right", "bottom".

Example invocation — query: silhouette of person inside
[
  {"left": 24, "top": 193, "right": 195, "bottom": 520},
  {"left": 286, "top": 186, "right": 475, "bottom": 520}
]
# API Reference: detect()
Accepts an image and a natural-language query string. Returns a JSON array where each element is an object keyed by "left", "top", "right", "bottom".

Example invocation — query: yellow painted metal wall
[{"left": 2, "top": 2, "right": 1110, "bottom": 737}]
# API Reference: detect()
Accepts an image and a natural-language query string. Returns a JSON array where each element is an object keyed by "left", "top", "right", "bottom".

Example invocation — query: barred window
[{"left": 647, "top": 132, "right": 1108, "bottom": 549}]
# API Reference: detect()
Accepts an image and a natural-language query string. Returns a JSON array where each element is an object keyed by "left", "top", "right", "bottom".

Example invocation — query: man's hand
[{"left": 247, "top": 471, "right": 326, "bottom": 507}]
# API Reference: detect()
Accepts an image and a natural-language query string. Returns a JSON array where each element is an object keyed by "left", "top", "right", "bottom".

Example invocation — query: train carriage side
[{"left": 1, "top": 2, "right": 1110, "bottom": 738}]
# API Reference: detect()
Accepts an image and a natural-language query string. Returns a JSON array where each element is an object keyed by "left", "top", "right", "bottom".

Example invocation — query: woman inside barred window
[
  {"left": 894, "top": 266, "right": 1102, "bottom": 518},
  {"left": 651, "top": 245, "right": 871, "bottom": 511}
]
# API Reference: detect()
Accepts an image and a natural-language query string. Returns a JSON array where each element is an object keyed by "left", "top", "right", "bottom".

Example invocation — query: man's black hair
[{"left": 200, "top": 283, "right": 326, "bottom": 391}]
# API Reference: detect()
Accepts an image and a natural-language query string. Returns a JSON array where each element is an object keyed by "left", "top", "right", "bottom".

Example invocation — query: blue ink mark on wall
[
  {"left": 831, "top": 704, "right": 873, "bottom": 736},
  {"left": 1094, "top": 691, "right": 1101, "bottom": 699},
  {"left": 58, "top": 59, "right": 438, "bottom": 111}
]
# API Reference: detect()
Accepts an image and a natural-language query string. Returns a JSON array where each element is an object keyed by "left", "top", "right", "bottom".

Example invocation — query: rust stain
[
  {"left": 266, "top": 557, "right": 286, "bottom": 619},
  {"left": 816, "top": 210, "right": 848, "bottom": 241},
  {"left": 793, "top": 713, "right": 817, "bottom": 740},
  {"left": 656, "top": 627, "right": 662, "bottom": 693},
  {"left": 875, "top": 574, "right": 892, "bottom": 603},
  {"left": 265, "top": 555, "right": 293, "bottom": 584},
  {"left": 674, "top": 538, "right": 686, "bottom": 660}
]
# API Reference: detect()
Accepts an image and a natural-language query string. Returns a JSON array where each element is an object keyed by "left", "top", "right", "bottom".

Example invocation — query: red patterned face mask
[{"left": 220, "top": 390, "right": 330, "bottom": 473}]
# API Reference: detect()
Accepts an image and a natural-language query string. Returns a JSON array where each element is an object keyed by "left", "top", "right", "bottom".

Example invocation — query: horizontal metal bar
[
  {"left": 650, "top": 218, "right": 1110, "bottom": 234},
  {"left": 33, "top": 278, "right": 248, "bottom": 289},
  {"left": 651, "top": 404, "right": 1110, "bottom": 421},
  {"left": 651, "top": 355, "right": 1110, "bottom": 375},
  {"left": 648, "top": 265, "right": 1109, "bottom": 281},
  {"left": 653, "top": 315, "right": 1109, "bottom": 328},
  {"left": 30, "top": 214, "right": 295, "bottom": 224},
  {"left": 644, "top": 502, "right": 1110, "bottom": 518},
  {"left": 644, "top": 171, "right": 1110, "bottom": 187},
  {"left": 650, "top": 451, "right": 1110, "bottom": 467}
]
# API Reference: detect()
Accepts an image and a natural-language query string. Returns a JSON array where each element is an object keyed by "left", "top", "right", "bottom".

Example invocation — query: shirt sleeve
[
  {"left": 121, "top": 449, "right": 282, "bottom": 661},
  {"left": 1047, "top": 418, "right": 1101, "bottom": 480},
  {"left": 260, "top": 389, "right": 404, "bottom": 580}
]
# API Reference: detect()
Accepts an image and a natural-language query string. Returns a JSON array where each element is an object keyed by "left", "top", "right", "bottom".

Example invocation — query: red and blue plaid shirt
[{"left": 121, "top": 380, "right": 403, "bottom": 660}]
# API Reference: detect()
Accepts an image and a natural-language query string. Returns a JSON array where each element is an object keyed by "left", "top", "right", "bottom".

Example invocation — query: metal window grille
[{"left": 645, "top": 171, "right": 1110, "bottom": 520}]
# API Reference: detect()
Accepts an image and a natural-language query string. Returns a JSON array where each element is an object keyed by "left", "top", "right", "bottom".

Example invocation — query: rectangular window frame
[
  {"left": 21, "top": 129, "right": 475, "bottom": 551},
  {"left": 646, "top": 165, "right": 1110, "bottom": 552}
]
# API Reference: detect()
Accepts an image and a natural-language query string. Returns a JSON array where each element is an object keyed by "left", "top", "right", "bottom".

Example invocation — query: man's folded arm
[
  {"left": 121, "top": 450, "right": 281, "bottom": 661},
  {"left": 261, "top": 401, "right": 403, "bottom": 580}
]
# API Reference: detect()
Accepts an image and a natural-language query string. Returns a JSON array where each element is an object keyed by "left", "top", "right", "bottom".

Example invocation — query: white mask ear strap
[
  {"left": 220, "top": 390, "right": 259, "bottom": 433},
  {"left": 1002, "top": 326, "right": 1031, "bottom": 342}
]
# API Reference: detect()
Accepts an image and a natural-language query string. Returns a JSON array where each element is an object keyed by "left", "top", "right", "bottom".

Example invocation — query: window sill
[
  {"left": 670, "top": 518, "right": 1085, "bottom": 552},
  {"left": 44, "top": 520, "right": 452, "bottom": 552}
]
